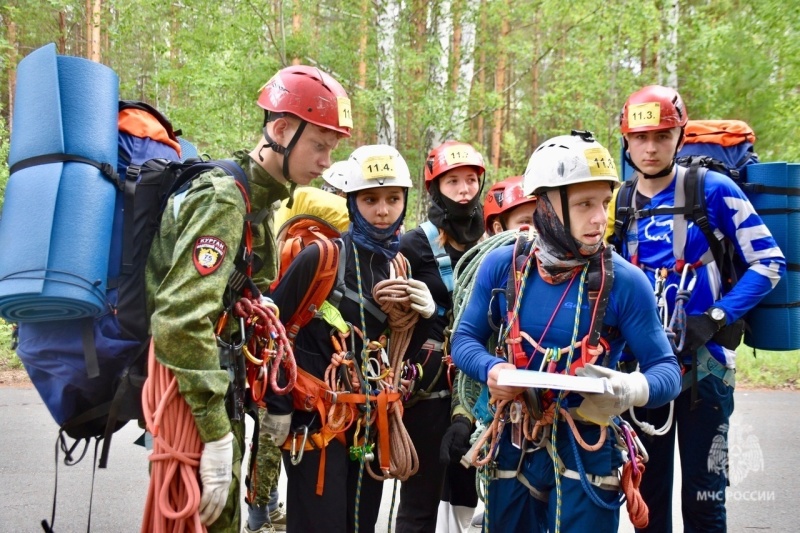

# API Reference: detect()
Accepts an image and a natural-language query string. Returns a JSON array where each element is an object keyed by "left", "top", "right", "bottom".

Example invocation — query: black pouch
[{"left": 712, "top": 318, "right": 746, "bottom": 350}]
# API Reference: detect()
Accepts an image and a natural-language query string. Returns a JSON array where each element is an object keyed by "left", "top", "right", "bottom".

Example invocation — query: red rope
[
  {"left": 141, "top": 340, "right": 205, "bottom": 533},
  {"left": 233, "top": 296, "right": 297, "bottom": 401},
  {"left": 622, "top": 455, "right": 649, "bottom": 529}
]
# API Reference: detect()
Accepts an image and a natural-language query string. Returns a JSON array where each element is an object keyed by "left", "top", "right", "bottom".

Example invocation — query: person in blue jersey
[
  {"left": 451, "top": 131, "right": 681, "bottom": 532},
  {"left": 609, "top": 85, "right": 785, "bottom": 533}
]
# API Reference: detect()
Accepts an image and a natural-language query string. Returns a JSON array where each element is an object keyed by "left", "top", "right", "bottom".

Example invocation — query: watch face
[{"left": 711, "top": 308, "right": 725, "bottom": 321}]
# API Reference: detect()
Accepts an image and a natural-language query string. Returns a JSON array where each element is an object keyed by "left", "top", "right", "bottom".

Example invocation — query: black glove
[
  {"left": 439, "top": 416, "right": 473, "bottom": 465},
  {"left": 684, "top": 313, "right": 721, "bottom": 352}
]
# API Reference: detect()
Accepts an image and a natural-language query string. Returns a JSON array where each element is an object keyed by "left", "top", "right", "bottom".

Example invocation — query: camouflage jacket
[{"left": 145, "top": 152, "right": 289, "bottom": 442}]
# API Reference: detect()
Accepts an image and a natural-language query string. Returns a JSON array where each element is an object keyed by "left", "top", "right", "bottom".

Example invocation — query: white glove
[
  {"left": 575, "top": 364, "right": 649, "bottom": 425},
  {"left": 198, "top": 432, "right": 234, "bottom": 525},
  {"left": 407, "top": 279, "right": 436, "bottom": 318}
]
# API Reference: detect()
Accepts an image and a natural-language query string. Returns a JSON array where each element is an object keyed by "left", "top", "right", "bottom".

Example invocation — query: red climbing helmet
[
  {"left": 257, "top": 65, "right": 352, "bottom": 136},
  {"left": 483, "top": 176, "right": 534, "bottom": 232},
  {"left": 424, "top": 141, "right": 485, "bottom": 190},
  {"left": 620, "top": 85, "right": 688, "bottom": 134}
]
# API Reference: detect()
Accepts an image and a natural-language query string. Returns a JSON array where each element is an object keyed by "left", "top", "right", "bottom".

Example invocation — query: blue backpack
[{"left": 10, "top": 101, "right": 253, "bottom": 468}]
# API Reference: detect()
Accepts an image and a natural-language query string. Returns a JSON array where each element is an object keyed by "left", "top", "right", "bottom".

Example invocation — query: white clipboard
[{"left": 496, "top": 368, "right": 612, "bottom": 394}]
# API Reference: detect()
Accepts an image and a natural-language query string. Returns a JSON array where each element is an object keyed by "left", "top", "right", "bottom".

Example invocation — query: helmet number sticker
[
  {"left": 627, "top": 102, "right": 661, "bottom": 128},
  {"left": 337, "top": 97, "right": 353, "bottom": 129},
  {"left": 444, "top": 146, "right": 479, "bottom": 166},
  {"left": 362, "top": 155, "right": 396, "bottom": 180},
  {"left": 584, "top": 147, "right": 617, "bottom": 177}
]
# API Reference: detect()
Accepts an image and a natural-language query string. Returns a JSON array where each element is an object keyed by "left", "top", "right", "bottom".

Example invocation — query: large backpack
[
  {"left": 269, "top": 189, "right": 387, "bottom": 339},
  {"left": 612, "top": 120, "right": 762, "bottom": 292},
  {"left": 10, "top": 102, "right": 254, "bottom": 468}
]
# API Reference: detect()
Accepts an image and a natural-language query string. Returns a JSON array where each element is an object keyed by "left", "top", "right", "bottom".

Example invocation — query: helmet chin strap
[{"left": 260, "top": 113, "right": 309, "bottom": 208}]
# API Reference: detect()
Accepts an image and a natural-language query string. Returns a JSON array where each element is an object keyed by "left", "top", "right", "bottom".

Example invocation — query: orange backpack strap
[{"left": 281, "top": 236, "right": 339, "bottom": 340}]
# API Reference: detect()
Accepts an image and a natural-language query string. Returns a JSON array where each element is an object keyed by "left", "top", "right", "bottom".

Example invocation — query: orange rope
[
  {"left": 141, "top": 340, "right": 205, "bottom": 533},
  {"left": 622, "top": 455, "right": 649, "bottom": 528}
]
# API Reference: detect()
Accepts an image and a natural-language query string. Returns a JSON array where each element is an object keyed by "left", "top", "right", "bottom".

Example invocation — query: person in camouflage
[{"left": 145, "top": 65, "right": 352, "bottom": 533}]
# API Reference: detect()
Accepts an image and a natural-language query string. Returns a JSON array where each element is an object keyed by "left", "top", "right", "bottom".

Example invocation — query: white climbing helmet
[
  {"left": 340, "top": 144, "right": 413, "bottom": 193},
  {"left": 523, "top": 131, "right": 620, "bottom": 196}
]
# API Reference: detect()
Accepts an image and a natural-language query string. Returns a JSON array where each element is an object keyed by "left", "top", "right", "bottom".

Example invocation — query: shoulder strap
[
  {"left": 283, "top": 237, "right": 340, "bottom": 341},
  {"left": 421, "top": 220, "right": 454, "bottom": 293},
  {"left": 328, "top": 240, "right": 388, "bottom": 324},
  {"left": 612, "top": 179, "right": 636, "bottom": 246},
  {"left": 681, "top": 162, "right": 718, "bottom": 272}
]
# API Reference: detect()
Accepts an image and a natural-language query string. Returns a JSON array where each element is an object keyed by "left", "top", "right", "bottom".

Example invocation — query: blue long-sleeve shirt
[
  {"left": 614, "top": 169, "right": 785, "bottom": 367},
  {"left": 451, "top": 246, "right": 681, "bottom": 409}
]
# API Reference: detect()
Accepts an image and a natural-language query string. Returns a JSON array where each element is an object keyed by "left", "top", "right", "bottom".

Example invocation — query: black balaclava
[{"left": 427, "top": 179, "right": 484, "bottom": 246}]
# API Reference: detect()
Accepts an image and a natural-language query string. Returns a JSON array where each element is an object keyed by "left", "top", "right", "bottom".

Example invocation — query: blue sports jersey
[
  {"left": 451, "top": 245, "right": 680, "bottom": 409},
  {"left": 616, "top": 168, "right": 785, "bottom": 366}
]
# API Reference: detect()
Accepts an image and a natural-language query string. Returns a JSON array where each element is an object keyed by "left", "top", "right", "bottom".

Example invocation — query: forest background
[
  {"left": 1, "top": 1, "right": 799, "bottom": 383},
  {"left": 1, "top": 0, "right": 799, "bottom": 226}
]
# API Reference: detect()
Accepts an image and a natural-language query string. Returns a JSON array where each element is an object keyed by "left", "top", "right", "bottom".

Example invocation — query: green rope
[
  {"left": 451, "top": 229, "right": 521, "bottom": 331},
  {"left": 452, "top": 229, "right": 530, "bottom": 416},
  {"left": 352, "top": 242, "right": 373, "bottom": 533},
  {"left": 551, "top": 263, "right": 589, "bottom": 533}
]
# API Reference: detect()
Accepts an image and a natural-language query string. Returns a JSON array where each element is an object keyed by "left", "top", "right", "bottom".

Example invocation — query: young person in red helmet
[
  {"left": 145, "top": 64, "right": 350, "bottom": 533},
  {"left": 395, "top": 141, "right": 486, "bottom": 532},
  {"left": 483, "top": 175, "right": 537, "bottom": 237},
  {"left": 609, "top": 85, "right": 785, "bottom": 532}
]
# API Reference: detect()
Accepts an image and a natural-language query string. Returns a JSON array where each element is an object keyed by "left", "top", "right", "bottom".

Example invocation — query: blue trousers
[
  {"left": 485, "top": 420, "right": 622, "bottom": 532},
  {"left": 628, "top": 374, "right": 734, "bottom": 533}
]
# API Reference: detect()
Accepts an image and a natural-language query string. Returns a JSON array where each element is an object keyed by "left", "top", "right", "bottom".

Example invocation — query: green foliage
[
  {"left": 1, "top": 0, "right": 799, "bottom": 214},
  {"left": 0, "top": 320, "right": 21, "bottom": 370},
  {"left": 735, "top": 344, "right": 800, "bottom": 389}
]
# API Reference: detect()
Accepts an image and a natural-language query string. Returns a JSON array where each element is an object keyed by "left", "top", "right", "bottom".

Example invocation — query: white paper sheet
[{"left": 496, "top": 368, "right": 612, "bottom": 394}]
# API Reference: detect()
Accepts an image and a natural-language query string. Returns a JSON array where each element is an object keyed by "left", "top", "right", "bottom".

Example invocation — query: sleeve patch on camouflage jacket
[{"left": 193, "top": 236, "right": 228, "bottom": 275}]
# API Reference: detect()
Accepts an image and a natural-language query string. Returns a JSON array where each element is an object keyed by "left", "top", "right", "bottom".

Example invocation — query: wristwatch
[{"left": 705, "top": 306, "right": 727, "bottom": 329}]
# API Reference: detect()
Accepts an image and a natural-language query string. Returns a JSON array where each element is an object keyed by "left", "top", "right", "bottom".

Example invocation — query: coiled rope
[
  {"left": 366, "top": 258, "right": 420, "bottom": 482},
  {"left": 141, "top": 340, "right": 204, "bottom": 533},
  {"left": 234, "top": 296, "right": 297, "bottom": 402}
]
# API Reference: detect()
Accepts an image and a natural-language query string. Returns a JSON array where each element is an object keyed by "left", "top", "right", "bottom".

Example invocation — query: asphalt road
[{"left": 0, "top": 386, "right": 797, "bottom": 532}]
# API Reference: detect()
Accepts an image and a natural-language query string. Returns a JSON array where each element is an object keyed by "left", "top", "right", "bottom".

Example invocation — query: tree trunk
[
  {"left": 356, "top": 0, "right": 369, "bottom": 146},
  {"left": 58, "top": 11, "right": 67, "bottom": 54},
  {"left": 660, "top": 0, "right": 679, "bottom": 88},
  {"left": 375, "top": 0, "right": 399, "bottom": 146},
  {"left": 475, "top": 0, "right": 486, "bottom": 147},
  {"left": 490, "top": 3, "right": 509, "bottom": 169},
  {"left": 452, "top": 0, "right": 478, "bottom": 140},
  {"left": 6, "top": 18, "right": 17, "bottom": 137},
  {"left": 429, "top": 0, "right": 452, "bottom": 148},
  {"left": 450, "top": 0, "right": 462, "bottom": 95},
  {"left": 89, "top": 0, "right": 102, "bottom": 62},
  {"left": 292, "top": 11, "right": 301, "bottom": 65},
  {"left": 85, "top": 0, "right": 92, "bottom": 58}
]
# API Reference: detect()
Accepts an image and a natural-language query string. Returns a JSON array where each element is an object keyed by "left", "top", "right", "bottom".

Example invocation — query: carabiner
[{"left": 290, "top": 425, "right": 309, "bottom": 465}]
